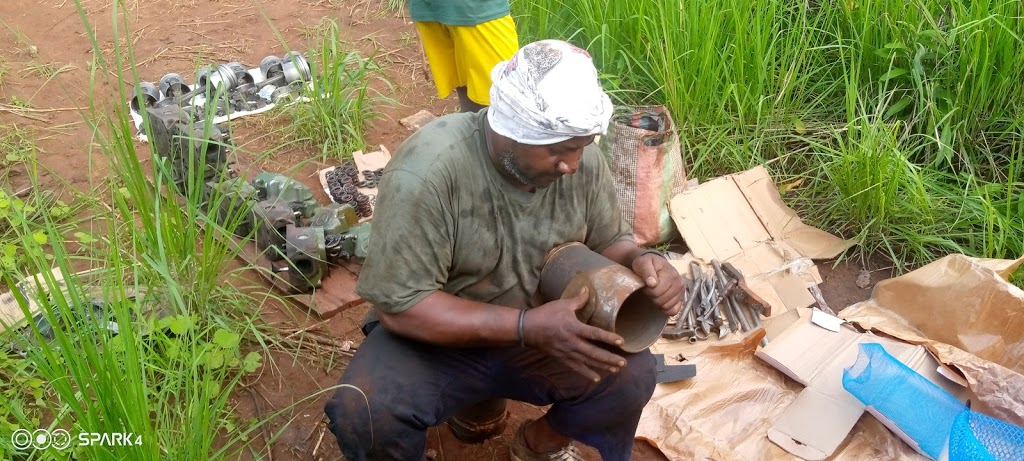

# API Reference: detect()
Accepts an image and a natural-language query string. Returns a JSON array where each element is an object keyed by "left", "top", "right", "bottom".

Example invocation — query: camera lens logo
[
  {"left": 50, "top": 429, "right": 72, "bottom": 450},
  {"left": 11, "top": 429, "right": 32, "bottom": 450},
  {"left": 32, "top": 429, "right": 51, "bottom": 449}
]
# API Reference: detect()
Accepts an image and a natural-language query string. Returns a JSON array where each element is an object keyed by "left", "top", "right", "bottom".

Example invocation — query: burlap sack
[{"left": 600, "top": 105, "right": 687, "bottom": 246}]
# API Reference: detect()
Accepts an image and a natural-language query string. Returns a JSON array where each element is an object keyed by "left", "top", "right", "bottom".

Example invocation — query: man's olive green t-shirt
[
  {"left": 407, "top": 0, "right": 510, "bottom": 26},
  {"left": 356, "top": 110, "right": 632, "bottom": 318}
]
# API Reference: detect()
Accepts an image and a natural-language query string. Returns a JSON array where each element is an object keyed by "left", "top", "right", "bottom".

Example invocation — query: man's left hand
[{"left": 631, "top": 252, "right": 684, "bottom": 316}]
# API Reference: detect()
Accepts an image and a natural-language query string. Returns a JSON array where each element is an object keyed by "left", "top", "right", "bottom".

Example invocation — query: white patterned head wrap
[{"left": 487, "top": 40, "right": 613, "bottom": 145}]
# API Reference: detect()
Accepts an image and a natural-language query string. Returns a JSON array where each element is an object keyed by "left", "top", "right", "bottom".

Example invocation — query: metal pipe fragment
[{"left": 539, "top": 242, "right": 669, "bottom": 352}]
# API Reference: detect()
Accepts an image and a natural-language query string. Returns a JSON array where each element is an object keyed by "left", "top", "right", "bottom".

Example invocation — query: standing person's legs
[
  {"left": 415, "top": 17, "right": 518, "bottom": 112},
  {"left": 414, "top": 21, "right": 465, "bottom": 110},
  {"left": 450, "top": 15, "right": 519, "bottom": 111}
]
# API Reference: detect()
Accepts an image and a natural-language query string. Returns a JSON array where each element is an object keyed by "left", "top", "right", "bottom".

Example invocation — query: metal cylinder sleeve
[
  {"left": 539, "top": 242, "right": 668, "bottom": 353},
  {"left": 225, "top": 62, "right": 255, "bottom": 86},
  {"left": 159, "top": 73, "right": 189, "bottom": 99},
  {"left": 129, "top": 81, "right": 160, "bottom": 112},
  {"left": 259, "top": 55, "right": 284, "bottom": 79},
  {"left": 195, "top": 65, "right": 216, "bottom": 88},
  {"left": 281, "top": 54, "right": 312, "bottom": 84},
  {"left": 198, "top": 64, "right": 240, "bottom": 93}
]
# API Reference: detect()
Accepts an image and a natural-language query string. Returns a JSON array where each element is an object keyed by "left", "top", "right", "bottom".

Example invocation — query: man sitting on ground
[{"left": 324, "top": 39, "right": 684, "bottom": 461}]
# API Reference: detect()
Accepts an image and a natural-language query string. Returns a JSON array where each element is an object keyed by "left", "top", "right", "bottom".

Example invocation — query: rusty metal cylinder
[{"left": 539, "top": 242, "right": 668, "bottom": 353}]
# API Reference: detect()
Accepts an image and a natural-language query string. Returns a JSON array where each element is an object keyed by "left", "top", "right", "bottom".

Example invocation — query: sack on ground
[{"left": 600, "top": 105, "right": 687, "bottom": 246}]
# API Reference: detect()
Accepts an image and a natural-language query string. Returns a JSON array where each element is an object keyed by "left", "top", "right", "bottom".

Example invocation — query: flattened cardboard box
[
  {"left": 669, "top": 166, "right": 849, "bottom": 316},
  {"left": 755, "top": 310, "right": 968, "bottom": 460}
]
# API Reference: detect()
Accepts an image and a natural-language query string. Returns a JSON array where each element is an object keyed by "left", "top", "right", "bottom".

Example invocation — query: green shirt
[
  {"left": 356, "top": 110, "right": 631, "bottom": 318},
  {"left": 407, "top": 0, "right": 510, "bottom": 26}
]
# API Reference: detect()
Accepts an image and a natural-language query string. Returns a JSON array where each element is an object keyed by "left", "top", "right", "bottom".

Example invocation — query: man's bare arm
[
  {"left": 376, "top": 291, "right": 522, "bottom": 347},
  {"left": 598, "top": 239, "right": 648, "bottom": 268}
]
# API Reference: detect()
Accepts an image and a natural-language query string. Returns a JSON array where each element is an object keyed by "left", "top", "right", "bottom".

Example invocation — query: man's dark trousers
[{"left": 324, "top": 325, "right": 657, "bottom": 460}]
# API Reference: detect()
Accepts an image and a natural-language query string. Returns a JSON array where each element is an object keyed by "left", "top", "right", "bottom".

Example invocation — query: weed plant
[
  {"left": 512, "top": 0, "right": 1024, "bottom": 269},
  {"left": 0, "top": 2, "right": 362, "bottom": 460},
  {"left": 277, "top": 17, "right": 389, "bottom": 161}
]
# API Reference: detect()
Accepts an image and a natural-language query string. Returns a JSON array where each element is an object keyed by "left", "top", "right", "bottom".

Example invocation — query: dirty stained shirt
[{"left": 356, "top": 110, "right": 631, "bottom": 320}]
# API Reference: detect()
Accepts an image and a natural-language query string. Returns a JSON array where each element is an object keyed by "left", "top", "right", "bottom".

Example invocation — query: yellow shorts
[{"left": 415, "top": 15, "right": 519, "bottom": 106}]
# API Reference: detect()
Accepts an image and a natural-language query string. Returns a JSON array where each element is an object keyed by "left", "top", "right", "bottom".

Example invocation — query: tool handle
[{"left": 722, "top": 261, "right": 743, "bottom": 281}]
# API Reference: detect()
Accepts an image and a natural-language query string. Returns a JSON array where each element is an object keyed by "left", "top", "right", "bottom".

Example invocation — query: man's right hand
[{"left": 521, "top": 287, "right": 627, "bottom": 382}]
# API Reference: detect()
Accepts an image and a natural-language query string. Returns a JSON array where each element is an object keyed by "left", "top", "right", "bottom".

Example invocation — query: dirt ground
[{"left": 0, "top": 1, "right": 888, "bottom": 459}]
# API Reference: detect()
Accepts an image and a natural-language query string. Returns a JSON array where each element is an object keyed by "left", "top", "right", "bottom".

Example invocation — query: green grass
[
  {"left": 275, "top": 17, "right": 390, "bottom": 161},
  {"left": 0, "top": 3, "right": 378, "bottom": 460},
  {"left": 512, "top": 0, "right": 1024, "bottom": 269},
  {"left": 0, "top": 124, "right": 35, "bottom": 169}
]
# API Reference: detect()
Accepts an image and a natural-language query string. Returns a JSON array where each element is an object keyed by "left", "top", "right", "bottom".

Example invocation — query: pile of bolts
[
  {"left": 662, "top": 259, "right": 766, "bottom": 344},
  {"left": 324, "top": 161, "right": 383, "bottom": 218}
]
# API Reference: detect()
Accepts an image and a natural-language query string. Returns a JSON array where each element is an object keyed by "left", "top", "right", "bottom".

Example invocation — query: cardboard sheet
[
  {"left": 754, "top": 310, "right": 968, "bottom": 459},
  {"left": 638, "top": 334, "right": 932, "bottom": 461},
  {"left": 839, "top": 254, "right": 1024, "bottom": 427},
  {"left": 641, "top": 254, "right": 1024, "bottom": 460},
  {"left": 1, "top": 268, "right": 101, "bottom": 333},
  {"left": 669, "top": 166, "right": 849, "bottom": 316}
]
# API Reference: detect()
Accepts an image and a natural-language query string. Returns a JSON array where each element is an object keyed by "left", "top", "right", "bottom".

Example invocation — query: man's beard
[{"left": 498, "top": 148, "right": 543, "bottom": 188}]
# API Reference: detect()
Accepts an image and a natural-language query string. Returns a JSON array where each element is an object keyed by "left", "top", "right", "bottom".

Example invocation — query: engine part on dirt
[
  {"left": 322, "top": 232, "right": 353, "bottom": 261},
  {"left": 159, "top": 73, "right": 190, "bottom": 99},
  {"left": 249, "top": 53, "right": 311, "bottom": 95},
  {"left": 268, "top": 80, "right": 307, "bottom": 104},
  {"left": 274, "top": 224, "right": 327, "bottom": 293},
  {"left": 129, "top": 81, "right": 160, "bottom": 112},
  {"left": 227, "top": 84, "right": 265, "bottom": 112},
  {"left": 142, "top": 105, "right": 232, "bottom": 191},
  {"left": 281, "top": 57, "right": 311, "bottom": 84},
  {"left": 204, "top": 177, "right": 258, "bottom": 237},
  {"left": 201, "top": 63, "right": 241, "bottom": 91},
  {"left": 225, "top": 62, "right": 255, "bottom": 86},
  {"left": 252, "top": 172, "right": 318, "bottom": 218},
  {"left": 260, "top": 55, "right": 284, "bottom": 79},
  {"left": 354, "top": 194, "right": 373, "bottom": 218},
  {"left": 155, "top": 63, "right": 241, "bottom": 108},
  {"left": 539, "top": 242, "right": 668, "bottom": 353},
  {"left": 253, "top": 200, "right": 296, "bottom": 261},
  {"left": 310, "top": 203, "right": 359, "bottom": 235},
  {"left": 344, "top": 222, "right": 372, "bottom": 259}
]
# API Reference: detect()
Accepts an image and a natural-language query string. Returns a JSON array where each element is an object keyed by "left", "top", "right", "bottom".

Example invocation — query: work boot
[
  {"left": 509, "top": 419, "right": 584, "bottom": 461},
  {"left": 447, "top": 398, "right": 508, "bottom": 444}
]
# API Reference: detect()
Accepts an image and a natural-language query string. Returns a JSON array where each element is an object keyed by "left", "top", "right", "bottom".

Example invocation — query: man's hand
[
  {"left": 632, "top": 252, "right": 684, "bottom": 316},
  {"left": 522, "top": 287, "right": 627, "bottom": 382}
]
